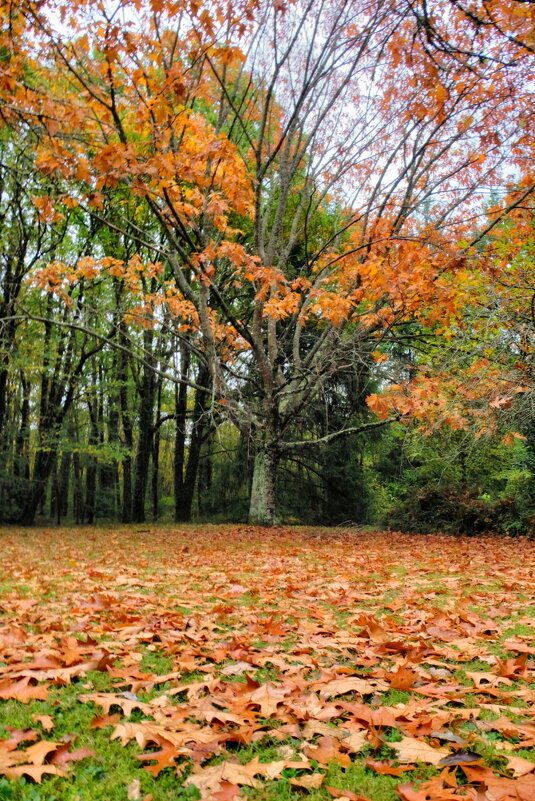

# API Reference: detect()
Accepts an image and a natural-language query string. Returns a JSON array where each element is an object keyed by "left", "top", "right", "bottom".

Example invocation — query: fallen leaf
[
  {"left": 391, "top": 736, "right": 450, "bottom": 766},
  {"left": 248, "top": 682, "right": 289, "bottom": 716},
  {"left": 185, "top": 762, "right": 262, "bottom": 794},
  {"left": 303, "top": 736, "right": 351, "bottom": 767},
  {"left": 90, "top": 713, "right": 122, "bottom": 729},
  {"left": 127, "top": 778, "right": 141, "bottom": 800},
  {"left": 1, "top": 764, "right": 67, "bottom": 782},
  {"left": 327, "top": 787, "right": 373, "bottom": 801},
  {"left": 21, "top": 740, "right": 61, "bottom": 765},
  {"left": 49, "top": 744, "right": 96, "bottom": 768},
  {"left": 290, "top": 773, "right": 325, "bottom": 789},
  {"left": 365, "top": 759, "right": 412, "bottom": 776},
  {"left": 0, "top": 677, "right": 49, "bottom": 703},
  {"left": 463, "top": 764, "right": 535, "bottom": 801},
  {"left": 340, "top": 731, "right": 368, "bottom": 753},
  {"left": 137, "top": 738, "right": 183, "bottom": 776},
  {"left": 31, "top": 715, "right": 54, "bottom": 732},
  {"left": 438, "top": 750, "right": 483, "bottom": 766},
  {"left": 502, "top": 755, "right": 535, "bottom": 778},
  {"left": 315, "top": 677, "right": 388, "bottom": 699},
  {"left": 211, "top": 782, "right": 242, "bottom": 801}
]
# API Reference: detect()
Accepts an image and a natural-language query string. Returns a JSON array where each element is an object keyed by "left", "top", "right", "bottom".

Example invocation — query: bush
[{"left": 387, "top": 486, "right": 526, "bottom": 536}]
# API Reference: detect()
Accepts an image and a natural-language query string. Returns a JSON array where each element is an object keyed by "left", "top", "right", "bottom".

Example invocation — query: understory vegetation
[{"left": 2, "top": 413, "right": 534, "bottom": 535}]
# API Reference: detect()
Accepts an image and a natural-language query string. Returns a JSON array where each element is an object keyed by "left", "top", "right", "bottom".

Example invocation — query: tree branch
[{"left": 280, "top": 416, "right": 399, "bottom": 451}]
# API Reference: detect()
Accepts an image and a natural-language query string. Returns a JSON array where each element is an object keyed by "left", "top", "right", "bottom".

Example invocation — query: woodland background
[{"left": 0, "top": 0, "right": 533, "bottom": 532}]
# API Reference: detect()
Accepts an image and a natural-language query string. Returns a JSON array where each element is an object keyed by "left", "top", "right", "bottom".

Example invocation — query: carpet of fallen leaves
[{"left": 1, "top": 526, "right": 534, "bottom": 801}]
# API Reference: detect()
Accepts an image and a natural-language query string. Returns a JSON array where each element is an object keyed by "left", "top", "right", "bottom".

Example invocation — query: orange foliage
[{"left": 0, "top": 0, "right": 533, "bottom": 439}]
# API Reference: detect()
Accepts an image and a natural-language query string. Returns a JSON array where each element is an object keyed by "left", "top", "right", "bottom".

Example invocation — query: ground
[{"left": 0, "top": 525, "right": 534, "bottom": 801}]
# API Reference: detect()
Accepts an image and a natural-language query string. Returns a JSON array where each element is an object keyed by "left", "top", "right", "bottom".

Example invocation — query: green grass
[
  {"left": 0, "top": 687, "right": 194, "bottom": 801},
  {"left": 2, "top": 526, "right": 534, "bottom": 800}
]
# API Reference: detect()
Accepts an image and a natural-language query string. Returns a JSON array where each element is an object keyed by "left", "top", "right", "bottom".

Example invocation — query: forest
[{"left": 0, "top": 0, "right": 533, "bottom": 532}]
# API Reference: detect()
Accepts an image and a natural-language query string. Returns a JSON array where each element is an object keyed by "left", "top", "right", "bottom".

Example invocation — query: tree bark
[
  {"left": 152, "top": 377, "right": 163, "bottom": 520},
  {"left": 84, "top": 393, "right": 99, "bottom": 524},
  {"left": 248, "top": 444, "right": 278, "bottom": 526},
  {"left": 119, "top": 330, "right": 133, "bottom": 523},
  {"left": 174, "top": 343, "right": 190, "bottom": 522},
  {"left": 175, "top": 364, "right": 210, "bottom": 522},
  {"left": 18, "top": 450, "right": 57, "bottom": 525},
  {"left": 73, "top": 450, "right": 83, "bottom": 524},
  {"left": 14, "top": 371, "right": 30, "bottom": 481},
  {"left": 132, "top": 330, "right": 155, "bottom": 523}
]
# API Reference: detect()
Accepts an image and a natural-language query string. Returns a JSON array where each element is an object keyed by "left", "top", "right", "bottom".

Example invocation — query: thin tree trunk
[
  {"left": 197, "top": 426, "right": 213, "bottom": 516},
  {"left": 58, "top": 450, "right": 71, "bottom": 520},
  {"left": 175, "top": 364, "right": 209, "bottom": 522},
  {"left": 85, "top": 393, "right": 99, "bottom": 525},
  {"left": 73, "top": 450, "right": 83, "bottom": 524},
  {"left": 14, "top": 371, "right": 30, "bottom": 481},
  {"left": 119, "top": 331, "right": 133, "bottom": 523},
  {"left": 99, "top": 368, "right": 120, "bottom": 520},
  {"left": 174, "top": 343, "right": 190, "bottom": 522},
  {"left": 152, "top": 378, "right": 163, "bottom": 520},
  {"left": 132, "top": 329, "right": 156, "bottom": 523}
]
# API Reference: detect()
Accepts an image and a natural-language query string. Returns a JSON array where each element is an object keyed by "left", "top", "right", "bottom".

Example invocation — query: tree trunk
[
  {"left": 58, "top": 450, "right": 71, "bottom": 519},
  {"left": 152, "top": 378, "right": 163, "bottom": 520},
  {"left": 174, "top": 343, "right": 190, "bottom": 522},
  {"left": 132, "top": 388, "right": 154, "bottom": 523},
  {"left": 132, "top": 330, "right": 155, "bottom": 523},
  {"left": 197, "top": 425, "right": 213, "bottom": 517},
  {"left": 119, "top": 332, "right": 133, "bottom": 523},
  {"left": 175, "top": 364, "right": 209, "bottom": 522},
  {"left": 18, "top": 449, "right": 57, "bottom": 525},
  {"left": 73, "top": 450, "right": 83, "bottom": 524},
  {"left": 52, "top": 445, "right": 75, "bottom": 526},
  {"left": 99, "top": 363, "right": 120, "bottom": 520},
  {"left": 14, "top": 371, "right": 30, "bottom": 481},
  {"left": 84, "top": 391, "right": 99, "bottom": 524},
  {"left": 248, "top": 445, "right": 278, "bottom": 525}
]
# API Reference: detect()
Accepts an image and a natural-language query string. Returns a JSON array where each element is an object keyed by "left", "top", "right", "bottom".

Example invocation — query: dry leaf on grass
[
  {"left": 31, "top": 715, "right": 54, "bottom": 732},
  {"left": 248, "top": 682, "right": 290, "bottom": 716},
  {"left": 185, "top": 761, "right": 263, "bottom": 793},
  {"left": 463, "top": 764, "right": 535, "bottom": 801},
  {"left": 303, "top": 736, "right": 351, "bottom": 766},
  {"left": 390, "top": 736, "right": 450, "bottom": 766},
  {"left": 290, "top": 773, "right": 325, "bottom": 789},
  {"left": 315, "top": 677, "right": 388, "bottom": 699},
  {"left": 503, "top": 756, "right": 535, "bottom": 777},
  {"left": 437, "top": 750, "right": 483, "bottom": 766},
  {"left": 0, "top": 677, "right": 49, "bottom": 703},
  {"left": 327, "top": 787, "right": 374, "bottom": 801},
  {"left": 341, "top": 731, "right": 368, "bottom": 753},
  {"left": 0, "top": 765, "right": 67, "bottom": 782},
  {"left": 49, "top": 742, "right": 96, "bottom": 769},
  {"left": 127, "top": 778, "right": 141, "bottom": 800}
]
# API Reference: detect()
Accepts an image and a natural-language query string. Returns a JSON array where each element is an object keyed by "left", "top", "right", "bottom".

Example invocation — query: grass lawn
[{"left": 0, "top": 525, "right": 534, "bottom": 801}]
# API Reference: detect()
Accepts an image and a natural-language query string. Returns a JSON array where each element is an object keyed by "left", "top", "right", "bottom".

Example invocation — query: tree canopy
[{"left": 0, "top": 0, "right": 533, "bottom": 525}]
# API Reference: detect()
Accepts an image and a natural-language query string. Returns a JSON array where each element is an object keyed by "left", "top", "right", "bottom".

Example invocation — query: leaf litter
[{"left": 0, "top": 525, "right": 534, "bottom": 800}]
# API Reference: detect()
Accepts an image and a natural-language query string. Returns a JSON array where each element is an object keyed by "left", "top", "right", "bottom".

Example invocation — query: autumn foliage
[
  {"left": 1, "top": 526, "right": 534, "bottom": 800},
  {"left": 0, "top": 0, "right": 533, "bottom": 524}
]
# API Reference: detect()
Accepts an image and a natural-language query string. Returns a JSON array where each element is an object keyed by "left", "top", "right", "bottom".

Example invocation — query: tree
[
  {"left": 1, "top": 0, "right": 533, "bottom": 523},
  {"left": 405, "top": 0, "right": 534, "bottom": 64}
]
